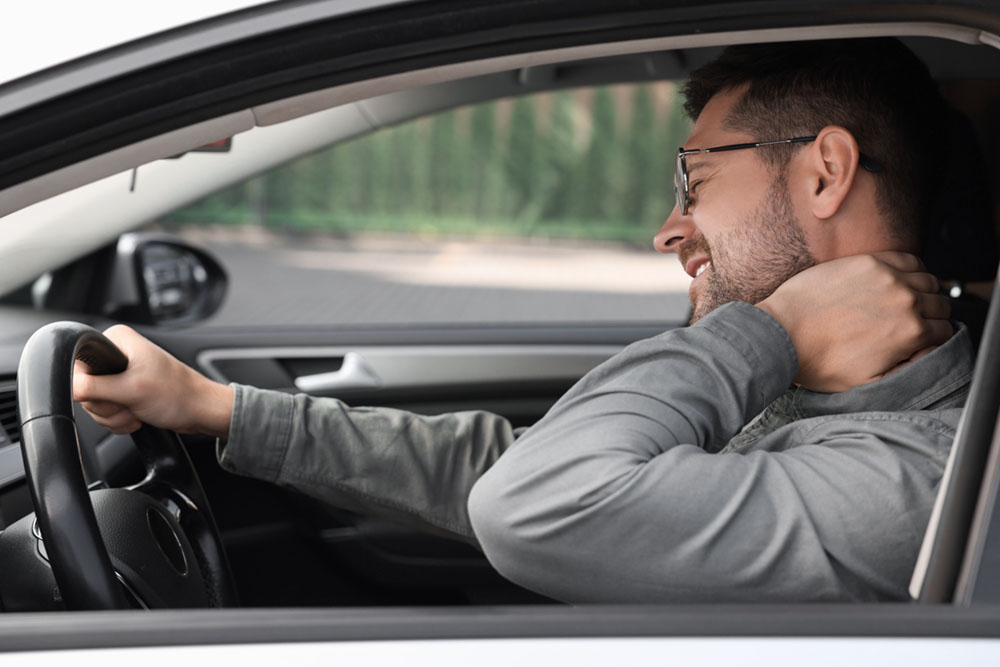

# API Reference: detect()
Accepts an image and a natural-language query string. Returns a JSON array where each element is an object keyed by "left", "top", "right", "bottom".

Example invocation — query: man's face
[{"left": 655, "top": 89, "right": 815, "bottom": 323}]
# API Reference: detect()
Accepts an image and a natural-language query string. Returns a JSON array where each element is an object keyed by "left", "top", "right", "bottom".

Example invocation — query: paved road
[{"left": 179, "top": 229, "right": 693, "bottom": 329}]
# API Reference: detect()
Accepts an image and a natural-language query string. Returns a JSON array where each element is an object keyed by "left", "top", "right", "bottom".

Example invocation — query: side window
[{"left": 162, "top": 84, "right": 693, "bottom": 327}]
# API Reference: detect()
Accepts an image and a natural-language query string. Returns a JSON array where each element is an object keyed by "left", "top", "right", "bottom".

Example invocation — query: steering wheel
[{"left": 5, "top": 322, "right": 236, "bottom": 610}]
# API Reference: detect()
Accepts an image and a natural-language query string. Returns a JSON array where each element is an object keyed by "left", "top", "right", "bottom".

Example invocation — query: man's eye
[{"left": 688, "top": 180, "right": 704, "bottom": 206}]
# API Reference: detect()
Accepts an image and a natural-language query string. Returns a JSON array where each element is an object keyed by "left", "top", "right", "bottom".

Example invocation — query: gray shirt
[{"left": 218, "top": 301, "right": 973, "bottom": 603}]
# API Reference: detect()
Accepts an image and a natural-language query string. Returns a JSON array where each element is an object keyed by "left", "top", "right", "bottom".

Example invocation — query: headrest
[{"left": 922, "top": 107, "right": 999, "bottom": 283}]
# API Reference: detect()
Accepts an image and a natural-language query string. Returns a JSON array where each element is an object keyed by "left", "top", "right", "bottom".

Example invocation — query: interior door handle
[{"left": 293, "top": 352, "right": 381, "bottom": 392}]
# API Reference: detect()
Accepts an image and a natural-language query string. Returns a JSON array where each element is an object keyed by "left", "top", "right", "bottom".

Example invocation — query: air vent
[{"left": 0, "top": 377, "right": 18, "bottom": 445}]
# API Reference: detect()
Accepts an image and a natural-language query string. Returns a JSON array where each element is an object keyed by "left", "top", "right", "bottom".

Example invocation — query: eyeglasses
[{"left": 674, "top": 136, "right": 886, "bottom": 216}]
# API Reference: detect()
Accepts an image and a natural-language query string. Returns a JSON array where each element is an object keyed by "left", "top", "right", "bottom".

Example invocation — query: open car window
[{"left": 154, "top": 83, "right": 693, "bottom": 328}]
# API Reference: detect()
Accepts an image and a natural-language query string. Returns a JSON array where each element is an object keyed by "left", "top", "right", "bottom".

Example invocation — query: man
[{"left": 74, "top": 38, "right": 967, "bottom": 603}]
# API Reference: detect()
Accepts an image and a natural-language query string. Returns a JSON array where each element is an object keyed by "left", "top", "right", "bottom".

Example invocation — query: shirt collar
[{"left": 791, "top": 324, "right": 975, "bottom": 417}]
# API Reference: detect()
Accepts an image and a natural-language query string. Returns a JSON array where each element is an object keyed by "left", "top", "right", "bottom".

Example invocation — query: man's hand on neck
[{"left": 755, "top": 252, "right": 954, "bottom": 393}]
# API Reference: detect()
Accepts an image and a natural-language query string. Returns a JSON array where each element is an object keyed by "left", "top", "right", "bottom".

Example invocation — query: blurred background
[{"left": 155, "top": 83, "right": 695, "bottom": 327}]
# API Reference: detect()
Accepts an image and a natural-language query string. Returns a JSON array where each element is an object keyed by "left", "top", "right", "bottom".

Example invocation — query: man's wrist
[
  {"left": 189, "top": 373, "right": 234, "bottom": 439},
  {"left": 754, "top": 294, "right": 786, "bottom": 329}
]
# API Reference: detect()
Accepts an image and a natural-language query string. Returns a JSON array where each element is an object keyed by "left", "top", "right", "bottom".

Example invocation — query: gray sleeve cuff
[
  {"left": 694, "top": 300, "right": 799, "bottom": 404},
  {"left": 216, "top": 383, "right": 295, "bottom": 482}
]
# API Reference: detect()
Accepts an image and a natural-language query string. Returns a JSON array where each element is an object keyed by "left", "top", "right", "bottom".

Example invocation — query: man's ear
[{"left": 806, "top": 126, "right": 860, "bottom": 220}]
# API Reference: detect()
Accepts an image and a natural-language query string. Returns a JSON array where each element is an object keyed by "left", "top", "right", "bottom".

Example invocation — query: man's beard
[{"left": 682, "top": 174, "right": 815, "bottom": 324}]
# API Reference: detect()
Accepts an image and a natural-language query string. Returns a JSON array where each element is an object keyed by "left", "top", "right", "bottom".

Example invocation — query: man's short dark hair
[{"left": 682, "top": 38, "right": 947, "bottom": 246}]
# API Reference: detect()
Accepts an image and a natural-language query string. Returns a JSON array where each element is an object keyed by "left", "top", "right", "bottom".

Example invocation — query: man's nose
[{"left": 653, "top": 204, "right": 695, "bottom": 254}]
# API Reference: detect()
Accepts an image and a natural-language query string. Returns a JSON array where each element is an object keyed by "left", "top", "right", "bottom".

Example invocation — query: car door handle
[{"left": 293, "top": 352, "right": 381, "bottom": 392}]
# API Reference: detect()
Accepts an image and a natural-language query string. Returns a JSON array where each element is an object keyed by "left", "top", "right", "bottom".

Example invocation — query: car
[{"left": 1, "top": 0, "right": 1000, "bottom": 662}]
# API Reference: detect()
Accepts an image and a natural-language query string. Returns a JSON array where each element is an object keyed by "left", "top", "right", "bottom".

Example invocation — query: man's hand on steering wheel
[
  {"left": 5, "top": 322, "right": 238, "bottom": 610},
  {"left": 73, "top": 325, "right": 234, "bottom": 439}
]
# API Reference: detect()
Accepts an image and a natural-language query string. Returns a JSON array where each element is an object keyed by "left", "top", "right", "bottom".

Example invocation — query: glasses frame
[{"left": 674, "top": 136, "right": 885, "bottom": 216}]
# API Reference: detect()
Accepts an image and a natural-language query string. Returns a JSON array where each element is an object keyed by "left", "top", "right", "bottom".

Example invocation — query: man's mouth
[{"left": 684, "top": 257, "right": 712, "bottom": 279}]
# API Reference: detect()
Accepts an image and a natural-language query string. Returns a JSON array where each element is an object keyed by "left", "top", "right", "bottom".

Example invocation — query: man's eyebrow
[{"left": 686, "top": 159, "right": 715, "bottom": 176}]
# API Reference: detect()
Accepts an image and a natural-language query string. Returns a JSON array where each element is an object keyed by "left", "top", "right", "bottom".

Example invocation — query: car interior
[{"left": 2, "top": 12, "right": 1000, "bottom": 617}]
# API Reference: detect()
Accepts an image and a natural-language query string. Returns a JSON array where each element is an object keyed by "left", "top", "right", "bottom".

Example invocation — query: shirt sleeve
[
  {"left": 467, "top": 300, "right": 942, "bottom": 603},
  {"left": 217, "top": 384, "right": 517, "bottom": 543}
]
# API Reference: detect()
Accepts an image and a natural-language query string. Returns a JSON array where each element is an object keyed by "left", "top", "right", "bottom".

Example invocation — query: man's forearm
[{"left": 218, "top": 384, "right": 518, "bottom": 542}]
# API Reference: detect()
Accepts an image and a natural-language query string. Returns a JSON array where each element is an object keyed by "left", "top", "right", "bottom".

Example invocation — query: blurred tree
[
  {"left": 623, "top": 86, "right": 658, "bottom": 224},
  {"left": 410, "top": 118, "right": 433, "bottom": 214},
  {"left": 290, "top": 151, "right": 333, "bottom": 212},
  {"left": 383, "top": 123, "right": 419, "bottom": 214},
  {"left": 572, "top": 87, "right": 618, "bottom": 220},
  {"left": 429, "top": 110, "right": 461, "bottom": 215},
  {"left": 265, "top": 163, "right": 297, "bottom": 227},
  {"left": 247, "top": 176, "right": 268, "bottom": 227},
  {"left": 353, "top": 137, "right": 377, "bottom": 213},
  {"left": 452, "top": 111, "right": 474, "bottom": 217},
  {"left": 504, "top": 96, "right": 542, "bottom": 218},
  {"left": 538, "top": 90, "right": 578, "bottom": 222},
  {"left": 368, "top": 130, "right": 395, "bottom": 214},
  {"left": 469, "top": 102, "right": 499, "bottom": 218},
  {"left": 324, "top": 137, "right": 363, "bottom": 215}
]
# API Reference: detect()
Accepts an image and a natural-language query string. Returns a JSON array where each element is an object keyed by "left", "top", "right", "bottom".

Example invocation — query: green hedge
[{"left": 167, "top": 84, "right": 691, "bottom": 246}]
